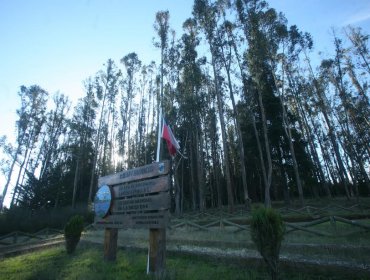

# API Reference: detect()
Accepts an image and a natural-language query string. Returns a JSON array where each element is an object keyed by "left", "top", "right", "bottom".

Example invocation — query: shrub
[
  {"left": 250, "top": 207, "right": 285, "bottom": 280},
  {"left": 64, "top": 215, "right": 84, "bottom": 254}
]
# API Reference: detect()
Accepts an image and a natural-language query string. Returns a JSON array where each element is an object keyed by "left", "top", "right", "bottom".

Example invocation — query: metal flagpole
[
  {"left": 156, "top": 107, "right": 162, "bottom": 163},
  {"left": 148, "top": 74, "right": 163, "bottom": 274}
]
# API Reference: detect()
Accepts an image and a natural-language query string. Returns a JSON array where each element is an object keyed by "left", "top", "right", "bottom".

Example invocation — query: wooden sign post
[{"left": 94, "top": 161, "right": 170, "bottom": 273}]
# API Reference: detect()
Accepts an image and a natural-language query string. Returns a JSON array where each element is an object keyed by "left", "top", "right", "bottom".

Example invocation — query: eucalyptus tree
[
  {"left": 236, "top": 0, "right": 281, "bottom": 207},
  {"left": 219, "top": 18, "right": 250, "bottom": 207},
  {"left": 221, "top": 10, "right": 266, "bottom": 202},
  {"left": 193, "top": 0, "right": 234, "bottom": 210},
  {"left": 70, "top": 80, "right": 97, "bottom": 207},
  {"left": 88, "top": 59, "right": 121, "bottom": 204},
  {"left": 154, "top": 10, "right": 170, "bottom": 160},
  {"left": 143, "top": 61, "right": 158, "bottom": 163},
  {"left": 279, "top": 28, "right": 328, "bottom": 198},
  {"left": 345, "top": 26, "right": 370, "bottom": 76},
  {"left": 36, "top": 93, "right": 70, "bottom": 181},
  {"left": 323, "top": 34, "right": 370, "bottom": 195},
  {"left": 286, "top": 70, "right": 332, "bottom": 197},
  {"left": 30, "top": 93, "right": 71, "bottom": 208},
  {"left": 343, "top": 37, "right": 370, "bottom": 107},
  {"left": 267, "top": 24, "right": 315, "bottom": 205},
  {"left": 101, "top": 61, "right": 121, "bottom": 174},
  {"left": 10, "top": 85, "right": 48, "bottom": 207},
  {"left": 119, "top": 53, "right": 141, "bottom": 168},
  {"left": 135, "top": 65, "right": 148, "bottom": 167},
  {"left": 166, "top": 29, "right": 182, "bottom": 113},
  {"left": 312, "top": 59, "right": 351, "bottom": 198},
  {"left": 0, "top": 136, "right": 15, "bottom": 210},
  {"left": 175, "top": 17, "right": 208, "bottom": 211}
]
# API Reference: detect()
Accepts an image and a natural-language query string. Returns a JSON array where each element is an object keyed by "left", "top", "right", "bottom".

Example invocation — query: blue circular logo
[{"left": 94, "top": 185, "right": 112, "bottom": 218}]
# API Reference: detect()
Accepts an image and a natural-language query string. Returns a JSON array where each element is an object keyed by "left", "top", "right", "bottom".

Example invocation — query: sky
[{"left": 1, "top": 0, "right": 370, "bottom": 205}]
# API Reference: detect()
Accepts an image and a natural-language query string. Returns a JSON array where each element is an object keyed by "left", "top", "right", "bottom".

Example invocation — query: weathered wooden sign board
[
  {"left": 94, "top": 161, "right": 170, "bottom": 229},
  {"left": 93, "top": 161, "right": 170, "bottom": 273}
]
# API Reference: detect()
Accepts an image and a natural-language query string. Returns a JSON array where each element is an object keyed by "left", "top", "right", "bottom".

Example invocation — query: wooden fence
[
  {"left": 1, "top": 203, "right": 369, "bottom": 247},
  {"left": 169, "top": 203, "right": 370, "bottom": 237},
  {"left": 0, "top": 228, "right": 63, "bottom": 246}
]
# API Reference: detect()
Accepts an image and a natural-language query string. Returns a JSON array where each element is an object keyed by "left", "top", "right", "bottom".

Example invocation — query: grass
[
  {"left": 0, "top": 244, "right": 369, "bottom": 280},
  {"left": 1, "top": 197, "right": 369, "bottom": 279},
  {"left": 0, "top": 245, "right": 146, "bottom": 280}
]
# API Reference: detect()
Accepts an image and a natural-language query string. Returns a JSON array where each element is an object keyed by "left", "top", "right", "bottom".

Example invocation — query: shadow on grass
[
  {"left": 1, "top": 242, "right": 369, "bottom": 280},
  {"left": 0, "top": 246, "right": 70, "bottom": 280},
  {"left": 0, "top": 243, "right": 151, "bottom": 280}
]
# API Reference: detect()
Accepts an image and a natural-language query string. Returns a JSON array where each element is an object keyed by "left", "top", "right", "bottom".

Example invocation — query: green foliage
[
  {"left": 1, "top": 0, "right": 370, "bottom": 222},
  {"left": 250, "top": 207, "right": 285, "bottom": 280},
  {"left": 64, "top": 215, "right": 84, "bottom": 254},
  {"left": 64, "top": 215, "right": 84, "bottom": 237}
]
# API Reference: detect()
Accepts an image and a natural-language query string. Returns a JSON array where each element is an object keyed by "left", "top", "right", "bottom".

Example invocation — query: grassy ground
[
  {"left": 1, "top": 197, "right": 369, "bottom": 279},
  {"left": 0, "top": 243, "right": 368, "bottom": 280}
]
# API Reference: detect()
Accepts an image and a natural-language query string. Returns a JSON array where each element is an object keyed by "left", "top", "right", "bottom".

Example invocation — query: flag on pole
[{"left": 161, "top": 119, "right": 180, "bottom": 156}]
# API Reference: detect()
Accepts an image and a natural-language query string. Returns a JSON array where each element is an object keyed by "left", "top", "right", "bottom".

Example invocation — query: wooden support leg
[
  {"left": 104, "top": 228, "right": 118, "bottom": 262},
  {"left": 148, "top": 228, "right": 166, "bottom": 274}
]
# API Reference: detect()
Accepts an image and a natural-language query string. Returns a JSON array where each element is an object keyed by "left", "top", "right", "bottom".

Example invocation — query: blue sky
[{"left": 0, "top": 0, "right": 370, "bottom": 203}]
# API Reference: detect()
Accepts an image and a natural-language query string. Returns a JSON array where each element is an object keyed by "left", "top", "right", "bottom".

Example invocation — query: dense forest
[{"left": 1, "top": 0, "right": 369, "bottom": 214}]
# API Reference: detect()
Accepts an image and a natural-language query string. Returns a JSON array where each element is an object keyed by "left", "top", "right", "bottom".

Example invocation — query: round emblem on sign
[
  {"left": 159, "top": 162, "right": 165, "bottom": 173},
  {"left": 94, "top": 185, "right": 112, "bottom": 218}
]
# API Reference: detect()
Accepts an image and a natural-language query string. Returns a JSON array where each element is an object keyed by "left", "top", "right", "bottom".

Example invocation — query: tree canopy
[{"left": 1, "top": 0, "right": 369, "bottom": 213}]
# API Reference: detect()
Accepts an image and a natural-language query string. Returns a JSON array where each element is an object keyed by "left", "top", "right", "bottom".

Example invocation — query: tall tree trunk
[
  {"left": 287, "top": 69, "right": 331, "bottom": 198},
  {"left": 305, "top": 55, "right": 351, "bottom": 199},
  {"left": 345, "top": 57, "right": 370, "bottom": 106},
  {"left": 174, "top": 158, "right": 182, "bottom": 216},
  {"left": 72, "top": 148, "right": 81, "bottom": 209},
  {"left": 255, "top": 86, "right": 273, "bottom": 208},
  {"left": 219, "top": 29, "right": 250, "bottom": 208},
  {"left": 88, "top": 84, "right": 108, "bottom": 204},
  {"left": 196, "top": 129, "right": 205, "bottom": 212},
  {"left": 212, "top": 60, "right": 234, "bottom": 211},
  {"left": 11, "top": 128, "right": 35, "bottom": 207},
  {"left": 1, "top": 143, "right": 22, "bottom": 210},
  {"left": 271, "top": 63, "right": 304, "bottom": 206},
  {"left": 251, "top": 111, "right": 269, "bottom": 205}
]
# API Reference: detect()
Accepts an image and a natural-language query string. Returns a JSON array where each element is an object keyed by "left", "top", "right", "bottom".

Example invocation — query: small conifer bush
[
  {"left": 64, "top": 215, "right": 84, "bottom": 254},
  {"left": 250, "top": 207, "right": 285, "bottom": 280}
]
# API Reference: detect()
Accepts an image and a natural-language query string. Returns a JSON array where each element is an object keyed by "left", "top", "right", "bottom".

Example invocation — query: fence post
[
  {"left": 13, "top": 232, "right": 18, "bottom": 244},
  {"left": 148, "top": 228, "right": 166, "bottom": 274},
  {"left": 104, "top": 228, "right": 118, "bottom": 262},
  {"left": 330, "top": 216, "right": 337, "bottom": 232}
]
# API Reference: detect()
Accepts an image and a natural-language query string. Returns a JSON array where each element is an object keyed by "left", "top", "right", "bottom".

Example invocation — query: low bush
[
  {"left": 250, "top": 206, "right": 285, "bottom": 280},
  {"left": 64, "top": 215, "right": 84, "bottom": 254}
]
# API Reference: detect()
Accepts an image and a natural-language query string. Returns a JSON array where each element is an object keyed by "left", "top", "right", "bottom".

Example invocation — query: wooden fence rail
[
  {"left": 0, "top": 228, "right": 64, "bottom": 246},
  {"left": 1, "top": 203, "right": 369, "bottom": 246}
]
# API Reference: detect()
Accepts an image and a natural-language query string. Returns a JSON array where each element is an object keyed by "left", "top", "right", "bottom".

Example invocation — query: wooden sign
[
  {"left": 95, "top": 210, "right": 169, "bottom": 229},
  {"left": 94, "top": 160, "right": 171, "bottom": 229},
  {"left": 94, "top": 160, "right": 170, "bottom": 272},
  {"left": 98, "top": 161, "right": 170, "bottom": 186},
  {"left": 112, "top": 192, "right": 170, "bottom": 213},
  {"left": 112, "top": 176, "right": 170, "bottom": 198}
]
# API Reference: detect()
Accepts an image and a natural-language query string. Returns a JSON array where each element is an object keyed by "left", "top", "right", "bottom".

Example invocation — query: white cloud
[{"left": 343, "top": 10, "right": 370, "bottom": 25}]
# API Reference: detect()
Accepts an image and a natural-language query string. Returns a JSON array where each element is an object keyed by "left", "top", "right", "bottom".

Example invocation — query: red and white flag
[{"left": 161, "top": 119, "right": 180, "bottom": 156}]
